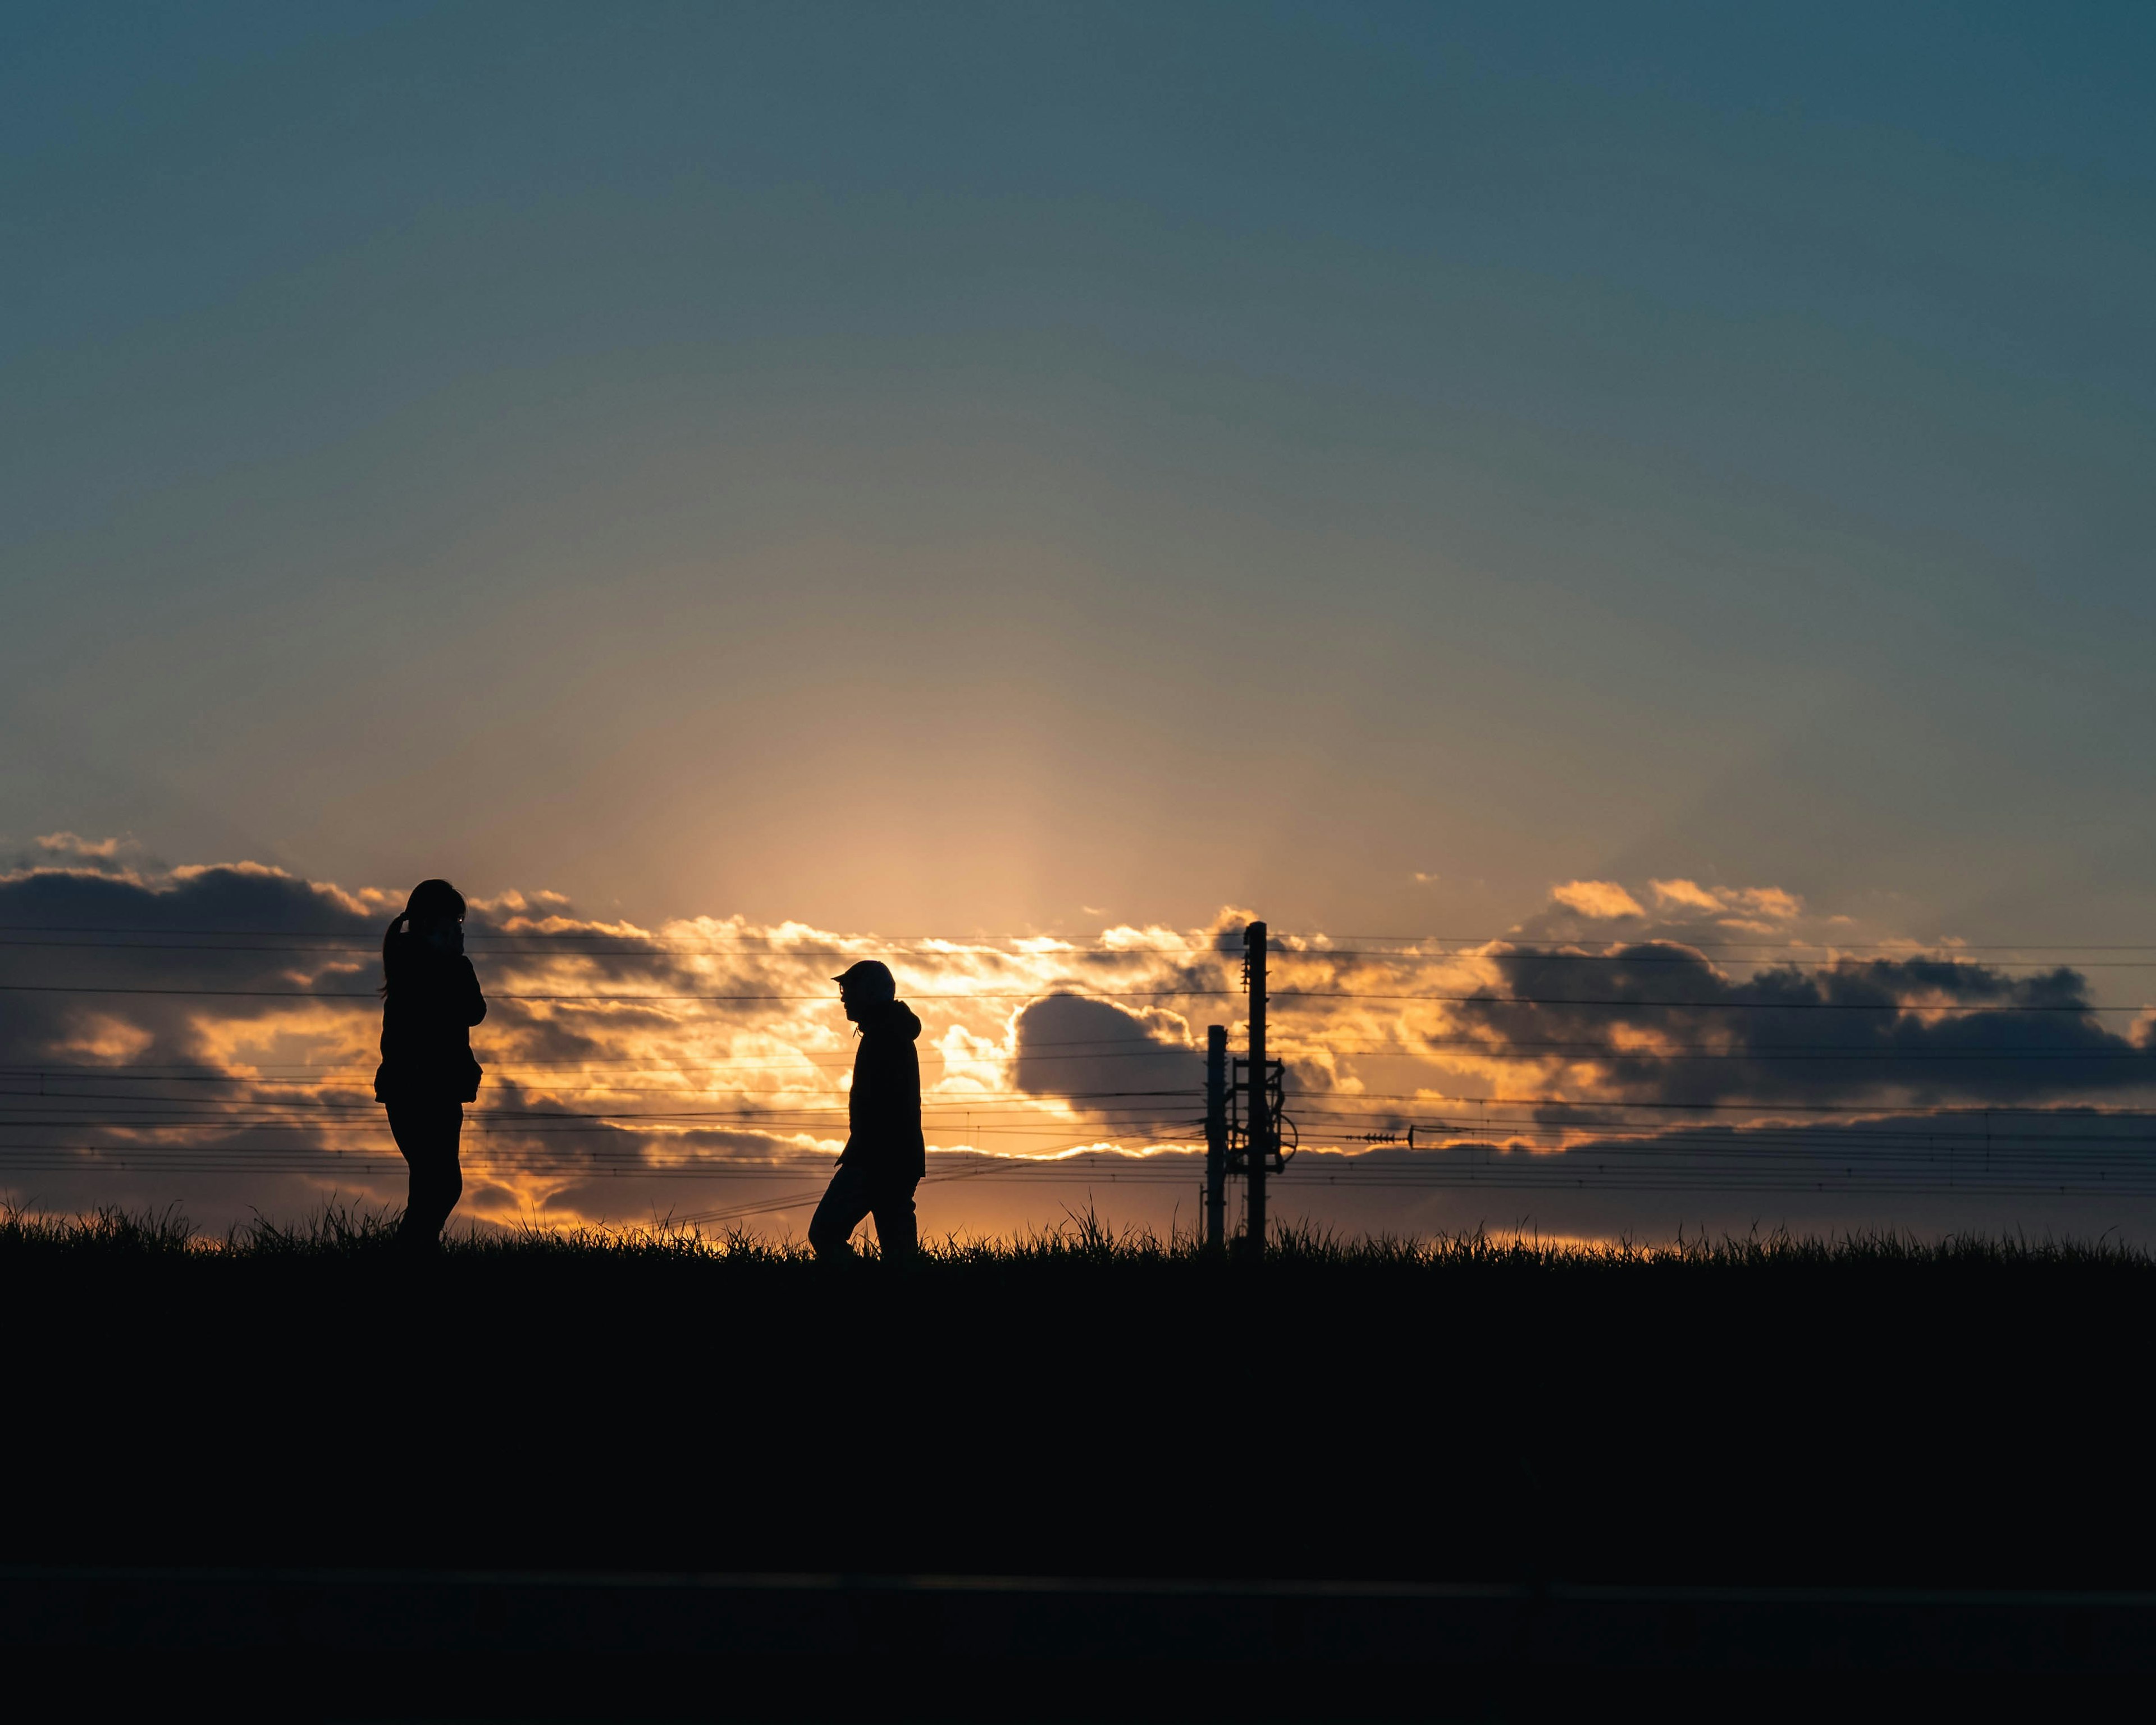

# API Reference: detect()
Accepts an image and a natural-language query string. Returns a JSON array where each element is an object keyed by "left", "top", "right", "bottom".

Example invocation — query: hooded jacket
[
  {"left": 376, "top": 935, "right": 487, "bottom": 1105},
  {"left": 842, "top": 999, "right": 926, "bottom": 1184}
]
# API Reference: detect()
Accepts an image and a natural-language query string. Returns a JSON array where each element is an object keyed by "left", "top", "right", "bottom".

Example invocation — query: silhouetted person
[
  {"left": 808, "top": 960, "right": 925, "bottom": 1262},
  {"left": 373, "top": 879, "right": 485, "bottom": 1255}
]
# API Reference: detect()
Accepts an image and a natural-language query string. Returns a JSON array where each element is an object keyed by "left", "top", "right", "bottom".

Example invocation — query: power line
[
  {"left": 7, "top": 1075, "right": 2152, "bottom": 1117},
  {"left": 0, "top": 923, "right": 1237, "bottom": 949},
  {"left": 1, "top": 982, "right": 2145, "bottom": 1012},
  {"left": 1273, "top": 993, "right": 2150, "bottom": 1012},
  {"left": 15, "top": 935, "right": 2156, "bottom": 973},
  {"left": 0, "top": 1033, "right": 1221, "bottom": 1078},
  {"left": 3, "top": 1039, "right": 2149, "bottom": 1086},
  {"left": 10, "top": 1147, "right": 2156, "bottom": 1203},
  {"left": 1319, "top": 934, "right": 2156, "bottom": 952},
  {"left": 0, "top": 984, "right": 1239, "bottom": 1001},
  {"left": 9, "top": 920, "right": 2156, "bottom": 952}
]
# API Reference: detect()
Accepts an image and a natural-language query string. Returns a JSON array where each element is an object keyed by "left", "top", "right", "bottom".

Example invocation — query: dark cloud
[
  {"left": 1013, "top": 995, "right": 1205, "bottom": 1134},
  {"left": 1446, "top": 944, "right": 2156, "bottom": 1108},
  {"left": 10, "top": 862, "right": 2149, "bottom": 1242},
  {"left": 1242, "top": 1114, "right": 2156, "bottom": 1247},
  {"left": 0, "top": 864, "right": 381, "bottom": 1081},
  {"left": 0, "top": 862, "right": 788, "bottom": 1221}
]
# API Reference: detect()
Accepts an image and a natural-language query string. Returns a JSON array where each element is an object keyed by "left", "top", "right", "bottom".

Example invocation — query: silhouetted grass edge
[{"left": 2, "top": 1199, "right": 2151, "bottom": 1274}]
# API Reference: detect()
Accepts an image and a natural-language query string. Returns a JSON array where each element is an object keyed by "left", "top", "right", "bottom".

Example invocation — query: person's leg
[
  {"left": 870, "top": 1178, "right": 919, "bottom": 1263},
  {"left": 410, "top": 1111, "right": 463, "bottom": 1243},
  {"left": 388, "top": 1102, "right": 463, "bottom": 1253},
  {"left": 807, "top": 1161, "right": 875, "bottom": 1258}
]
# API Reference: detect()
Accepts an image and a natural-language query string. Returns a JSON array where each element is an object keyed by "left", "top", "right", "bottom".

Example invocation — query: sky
[{"left": 4, "top": 3, "right": 2154, "bottom": 1244}]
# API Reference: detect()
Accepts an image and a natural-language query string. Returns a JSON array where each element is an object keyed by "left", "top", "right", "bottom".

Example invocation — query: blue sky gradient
[{"left": 5, "top": 1, "right": 2152, "bottom": 939}]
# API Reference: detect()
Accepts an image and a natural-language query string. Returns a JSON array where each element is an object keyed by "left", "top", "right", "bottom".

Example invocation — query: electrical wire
[
  {"left": 1, "top": 982, "right": 2146, "bottom": 1012},
  {"left": 11, "top": 935, "right": 2156, "bottom": 972}
]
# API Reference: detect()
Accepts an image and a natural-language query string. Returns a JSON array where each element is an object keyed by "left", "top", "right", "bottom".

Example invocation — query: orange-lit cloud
[
  {"left": 1649, "top": 879, "right": 1803, "bottom": 924},
  {"left": 1550, "top": 880, "right": 1645, "bottom": 919},
  {"left": 2, "top": 855, "right": 2151, "bottom": 1243}
]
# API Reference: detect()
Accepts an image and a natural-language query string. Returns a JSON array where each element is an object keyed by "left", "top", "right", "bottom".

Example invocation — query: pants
[
  {"left": 386, "top": 1098, "right": 464, "bottom": 1254},
  {"left": 807, "top": 1160, "right": 919, "bottom": 1262}
]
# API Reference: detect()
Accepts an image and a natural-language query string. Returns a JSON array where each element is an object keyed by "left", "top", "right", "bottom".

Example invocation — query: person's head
[
  {"left": 833, "top": 959, "right": 896, "bottom": 1026},
  {"left": 385, "top": 878, "right": 467, "bottom": 965}
]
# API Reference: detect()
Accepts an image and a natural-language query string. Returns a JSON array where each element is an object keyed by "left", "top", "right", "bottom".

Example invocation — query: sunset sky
[{"left": 6, "top": 3, "right": 2154, "bottom": 1244}]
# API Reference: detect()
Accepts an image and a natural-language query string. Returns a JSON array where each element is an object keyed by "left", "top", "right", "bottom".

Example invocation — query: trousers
[
  {"left": 807, "top": 1160, "right": 919, "bottom": 1262},
  {"left": 385, "top": 1097, "right": 464, "bottom": 1253}
]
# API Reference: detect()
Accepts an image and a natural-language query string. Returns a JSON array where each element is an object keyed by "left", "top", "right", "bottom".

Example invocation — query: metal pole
[
  {"left": 1244, "top": 921, "right": 1268, "bottom": 1254},
  {"left": 1204, "top": 1025, "right": 1227, "bottom": 1252}
]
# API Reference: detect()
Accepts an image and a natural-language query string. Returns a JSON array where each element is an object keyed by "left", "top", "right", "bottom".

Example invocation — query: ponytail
[{"left": 380, "top": 911, "right": 409, "bottom": 997}]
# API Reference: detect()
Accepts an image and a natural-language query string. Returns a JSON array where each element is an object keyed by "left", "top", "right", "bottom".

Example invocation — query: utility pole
[
  {"left": 1204, "top": 1025, "right": 1227, "bottom": 1251},
  {"left": 1244, "top": 920, "right": 1269, "bottom": 1254}
]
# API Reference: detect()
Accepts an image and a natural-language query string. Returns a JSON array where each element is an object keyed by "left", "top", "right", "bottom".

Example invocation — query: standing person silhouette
[
  {"left": 373, "top": 879, "right": 486, "bottom": 1255},
  {"left": 808, "top": 960, "right": 925, "bottom": 1262}
]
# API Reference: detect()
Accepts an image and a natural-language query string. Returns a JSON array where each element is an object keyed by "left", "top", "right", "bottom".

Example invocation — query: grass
[
  {"left": 4, "top": 1197, "right": 2150, "bottom": 1274},
  {"left": 7, "top": 1199, "right": 2153, "bottom": 1592}
]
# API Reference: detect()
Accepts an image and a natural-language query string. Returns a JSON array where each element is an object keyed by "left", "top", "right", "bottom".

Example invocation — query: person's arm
[
  {"left": 460, "top": 956, "right": 487, "bottom": 1025},
  {"left": 856, "top": 1039, "right": 918, "bottom": 1146},
  {"left": 835, "top": 1041, "right": 866, "bottom": 1166}
]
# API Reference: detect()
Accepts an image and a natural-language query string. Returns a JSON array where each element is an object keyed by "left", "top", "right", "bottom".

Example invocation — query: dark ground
[
  {"left": 11, "top": 1238, "right": 2148, "bottom": 1584},
  {"left": 4, "top": 1224, "right": 2152, "bottom": 1715}
]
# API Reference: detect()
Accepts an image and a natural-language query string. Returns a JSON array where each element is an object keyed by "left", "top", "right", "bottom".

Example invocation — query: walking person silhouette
[
  {"left": 808, "top": 960, "right": 925, "bottom": 1262},
  {"left": 373, "top": 879, "right": 486, "bottom": 1255}
]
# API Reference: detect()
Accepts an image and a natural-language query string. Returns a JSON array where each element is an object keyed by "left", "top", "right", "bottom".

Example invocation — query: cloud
[
  {"left": 1012, "top": 994, "right": 1204, "bottom": 1135},
  {"left": 0, "top": 859, "right": 1258, "bottom": 1230},
  {"left": 12, "top": 832, "right": 145, "bottom": 878},
  {"left": 0, "top": 861, "right": 817, "bottom": 1224},
  {"left": 1646, "top": 878, "right": 1719, "bottom": 913},
  {"left": 35, "top": 832, "right": 130, "bottom": 860},
  {"left": 1550, "top": 880, "right": 1645, "bottom": 919},
  {"left": 3, "top": 854, "right": 2148, "bottom": 1243},
  {"left": 1443, "top": 943, "right": 2155, "bottom": 1108},
  {"left": 1513, "top": 879, "right": 1839, "bottom": 961},
  {"left": 1648, "top": 879, "right": 1803, "bottom": 922}
]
